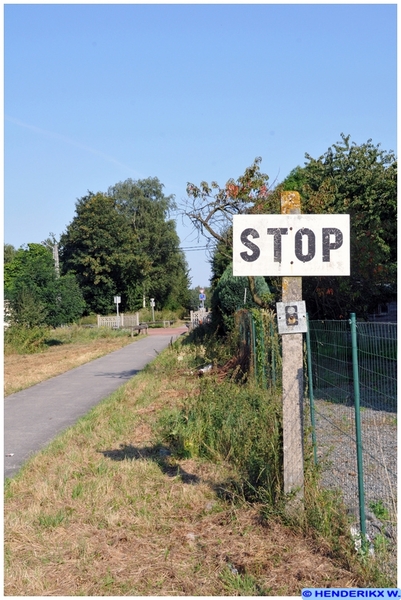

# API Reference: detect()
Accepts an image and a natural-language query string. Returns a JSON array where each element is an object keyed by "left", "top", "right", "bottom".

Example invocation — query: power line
[{"left": 180, "top": 246, "right": 209, "bottom": 251}]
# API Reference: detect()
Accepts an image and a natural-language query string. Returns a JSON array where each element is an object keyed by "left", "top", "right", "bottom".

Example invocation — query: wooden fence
[{"left": 97, "top": 313, "right": 140, "bottom": 328}]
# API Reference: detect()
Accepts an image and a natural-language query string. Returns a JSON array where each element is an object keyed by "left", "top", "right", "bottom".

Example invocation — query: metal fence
[
  {"left": 306, "top": 317, "right": 397, "bottom": 546},
  {"left": 236, "top": 309, "right": 397, "bottom": 559},
  {"left": 236, "top": 309, "right": 281, "bottom": 390}
]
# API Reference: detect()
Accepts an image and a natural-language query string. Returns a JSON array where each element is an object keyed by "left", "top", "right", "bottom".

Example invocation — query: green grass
[{"left": 4, "top": 322, "right": 133, "bottom": 355}]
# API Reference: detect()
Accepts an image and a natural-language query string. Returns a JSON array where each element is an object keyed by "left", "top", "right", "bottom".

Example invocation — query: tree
[
  {"left": 5, "top": 243, "right": 85, "bottom": 327},
  {"left": 60, "top": 192, "right": 136, "bottom": 314},
  {"left": 4, "top": 244, "right": 17, "bottom": 265},
  {"left": 60, "top": 179, "right": 191, "bottom": 314},
  {"left": 185, "top": 158, "right": 276, "bottom": 308},
  {"left": 280, "top": 134, "right": 397, "bottom": 319},
  {"left": 108, "top": 178, "right": 190, "bottom": 311},
  {"left": 209, "top": 229, "right": 233, "bottom": 292}
]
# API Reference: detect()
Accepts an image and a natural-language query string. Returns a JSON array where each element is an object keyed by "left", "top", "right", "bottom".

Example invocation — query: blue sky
[{"left": 4, "top": 3, "right": 397, "bottom": 289}]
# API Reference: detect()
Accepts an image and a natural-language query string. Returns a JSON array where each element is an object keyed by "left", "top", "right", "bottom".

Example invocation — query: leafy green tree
[
  {"left": 279, "top": 134, "right": 397, "bottom": 319},
  {"left": 4, "top": 244, "right": 17, "bottom": 265},
  {"left": 60, "top": 179, "right": 190, "bottom": 314},
  {"left": 5, "top": 243, "right": 85, "bottom": 327},
  {"left": 9, "top": 286, "right": 48, "bottom": 328},
  {"left": 209, "top": 230, "right": 233, "bottom": 292},
  {"left": 109, "top": 178, "right": 190, "bottom": 310},
  {"left": 60, "top": 192, "right": 136, "bottom": 314}
]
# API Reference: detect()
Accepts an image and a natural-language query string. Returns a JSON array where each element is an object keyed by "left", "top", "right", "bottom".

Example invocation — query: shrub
[{"left": 211, "top": 263, "right": 271, "bottom": 335}]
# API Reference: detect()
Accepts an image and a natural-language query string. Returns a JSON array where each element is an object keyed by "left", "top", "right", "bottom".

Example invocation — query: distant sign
[
  {"left": 114, "top": 296, "right": 121, "bottom": 304},
  {"left": 199, "top": 293, "right": 206, "bottom": 301},
  {"left": 233, "top": 214, "right": 350, "bottom": 276}
]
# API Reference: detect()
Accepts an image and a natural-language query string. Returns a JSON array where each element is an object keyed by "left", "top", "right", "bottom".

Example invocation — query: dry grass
[
  {"left": 4, "top": 336, "right": 136, "bottom": 396},
  {"left": 4, "top": 342, "right": 384, "bottom": 595}
]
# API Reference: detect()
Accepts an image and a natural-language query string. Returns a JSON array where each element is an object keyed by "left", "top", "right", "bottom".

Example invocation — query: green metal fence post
[
  {"left": 270, "top": 322, "right": 276, "bottom": 387},
  {"left": 259, "top": 315, "right": 267, "bottom": 389},
  {"left": 350, "top": 313, "right": 367, "bottom": 541},
  {"left": 305, "top": 314, "right": 318, "bottom": 466},
  {"left": 251, "top": 314, "right": 257, "bottom": 380}
]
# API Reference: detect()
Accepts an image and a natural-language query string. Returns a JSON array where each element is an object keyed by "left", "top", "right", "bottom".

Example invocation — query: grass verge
[
  {"left": 4, "top": 325, "right": 143, "bottom": 396},
  {"left": 4, "top": 335, "right": 394, "bottom": 595}
]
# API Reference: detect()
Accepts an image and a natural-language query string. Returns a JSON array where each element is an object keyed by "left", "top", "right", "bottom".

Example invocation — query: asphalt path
[{"left": 4, "top": 327, "right": 188, "bottom": 480}]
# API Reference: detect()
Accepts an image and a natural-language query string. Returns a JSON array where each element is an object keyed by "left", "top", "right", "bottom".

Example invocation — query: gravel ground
[{"left": 306, "top": 395, "right": 397, "bottom": 580}]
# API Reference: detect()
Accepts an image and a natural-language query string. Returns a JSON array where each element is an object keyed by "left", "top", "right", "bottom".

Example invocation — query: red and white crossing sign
[{"left": 233, "top": 214, "right": 350, "bottom": 276}]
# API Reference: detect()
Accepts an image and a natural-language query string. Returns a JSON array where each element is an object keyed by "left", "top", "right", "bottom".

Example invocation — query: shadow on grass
[
  {"left": 99, "top": 444, "right": 201, "bottom": 484},
  {"left": 44, "top": 339, "right": 65, "bottom": 347},
  {"left": 99, "top": 443, "right": 251, "bottom": 506}
]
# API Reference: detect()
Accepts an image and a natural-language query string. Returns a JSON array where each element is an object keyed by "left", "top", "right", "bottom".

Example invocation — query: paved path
[{"left": 4, "top": 327, "right": 188, "bottom": 480}]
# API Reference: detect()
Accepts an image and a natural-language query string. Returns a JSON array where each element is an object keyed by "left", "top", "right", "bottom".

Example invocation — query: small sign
[
  {"left": 276, "top": 301, "right": 307, "bottom": 334},
  {"left": 150, "top": 298, "right": 155, "bottom": 307},
  {"left": 199, "top": 293, "right": 206, "bottom": 301},
  {"left": 233, "top": 214, "right": 350, "bottom": 276},
  {"left": 114, "top": 296, "right": 121, "bottom": 304}
]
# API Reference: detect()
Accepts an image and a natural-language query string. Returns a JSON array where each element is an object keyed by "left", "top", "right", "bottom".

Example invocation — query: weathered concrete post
[{"left": 281, "top": 192, "right": 304, "bottom": 505}]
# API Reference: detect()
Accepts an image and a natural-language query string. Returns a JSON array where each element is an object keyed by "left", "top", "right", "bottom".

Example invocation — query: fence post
[
  {"left": 259, "top": 314, "right": 267, "bottom": 390},
  {"left": 270, "top": 322, "right": 276, "bottom": 387},
  {"left": 305, "top": 315, "right": 318, "bottom": 466},
  {"left": 251, "top": 314, "right": 257, "bottom": 379},
  {"left": 350, "top": 313, "right": 367, "bottom": 541}
]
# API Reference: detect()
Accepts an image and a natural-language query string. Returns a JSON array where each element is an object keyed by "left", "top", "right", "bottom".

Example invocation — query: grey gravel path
[{"left": 4, "top": 332, "right": 184, "bottom": 480}]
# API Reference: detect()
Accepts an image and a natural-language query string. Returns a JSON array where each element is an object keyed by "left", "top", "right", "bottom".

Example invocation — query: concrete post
[{"left": 281, "top": 192, "right": 304, "bottom": 505}]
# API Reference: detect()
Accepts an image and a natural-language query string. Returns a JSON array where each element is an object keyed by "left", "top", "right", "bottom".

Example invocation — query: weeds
[
  {"left": 4, "top": 324, "right": 50, "bottom": 354},
  {"left": 369, "top": 499, "right": 390, "bottom": 522},
  {"left": 158, "top": 378, "right": 283, "bottom": 505}
]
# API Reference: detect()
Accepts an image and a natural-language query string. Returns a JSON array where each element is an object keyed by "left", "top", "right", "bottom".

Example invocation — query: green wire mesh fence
[
  {"left": 236, "top": 309, "right": 397, "bottom": 575},
  {"left": 235, "top": 308, "right": 281, "bottom": 390},
  {"left": 306, "top": 316, "right": 397, "bottom": 577}
]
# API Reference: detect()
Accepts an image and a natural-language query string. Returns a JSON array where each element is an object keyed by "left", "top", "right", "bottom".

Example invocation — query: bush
[{"left": 211, "top": 263, "right": 271, "bottom": 335}]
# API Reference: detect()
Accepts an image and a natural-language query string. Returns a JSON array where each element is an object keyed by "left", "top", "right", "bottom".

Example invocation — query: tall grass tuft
[
  {"left": 4, "top": 324, "right": 50, "bottom": 354},
  {"left": 158, "top": 377, "right": 283, "bottom": 505}
]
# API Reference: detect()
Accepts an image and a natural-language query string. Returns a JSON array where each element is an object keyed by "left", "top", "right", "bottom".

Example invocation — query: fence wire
[
  {"left": 236, "top": 309, "right": 281, "bottom": 390},
  {"left": 307, "top": 318, "right": 397, "bottom": 578},
  {"left": 236, "top": 310, "right": 397, "bottom": 577}
]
